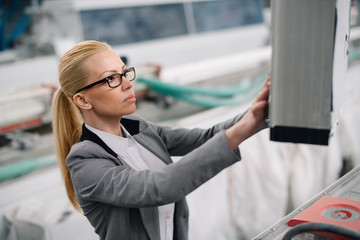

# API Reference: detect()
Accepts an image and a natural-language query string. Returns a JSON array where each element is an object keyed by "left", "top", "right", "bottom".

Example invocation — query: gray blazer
[{"left": 66, "top": 113, "right": 256, "bottom": 240}]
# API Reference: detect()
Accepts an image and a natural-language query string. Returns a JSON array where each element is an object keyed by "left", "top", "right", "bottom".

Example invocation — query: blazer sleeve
[
  {"left": 67, "top": 131, "right": 241, "bottom": 208},
  {"left": 147, "top": 111, "right": 267, "bottom": 156}
]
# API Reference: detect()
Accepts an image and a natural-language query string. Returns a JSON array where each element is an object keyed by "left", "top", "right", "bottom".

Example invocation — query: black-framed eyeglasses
[{"left": 75, "top": 67, "right": 136, "bottom": 94}]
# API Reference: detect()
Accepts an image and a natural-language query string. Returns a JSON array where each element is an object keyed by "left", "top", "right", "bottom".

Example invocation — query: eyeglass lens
[
  {"left": 108, "top": 69, "right": 135, "bottom": 88},
  {"left": 125, "top": 69, "right": 135, "bottom": 81}
]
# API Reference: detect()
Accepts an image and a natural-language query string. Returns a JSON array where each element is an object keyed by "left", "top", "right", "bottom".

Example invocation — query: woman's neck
[{"left": 84, "top": 116, "right": 123, "bottom": 137}]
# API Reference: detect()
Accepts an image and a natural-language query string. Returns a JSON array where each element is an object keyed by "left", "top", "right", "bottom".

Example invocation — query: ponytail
[
  {"left": 53, "top": 40, "right": 111, "bottom": 211},
  {"left": 52, "top": 88, "right": 83, "bottom": 211}
]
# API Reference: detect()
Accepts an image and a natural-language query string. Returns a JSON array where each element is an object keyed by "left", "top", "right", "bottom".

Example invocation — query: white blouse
[{"left": 85, "top": 123, "right": 175, "bottom": 240}]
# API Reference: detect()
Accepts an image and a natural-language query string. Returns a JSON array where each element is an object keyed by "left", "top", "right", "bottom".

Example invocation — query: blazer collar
[
  {"left": 80, "top": 117, "right": 141, "bottom": 158},
  {"left": 120, "top": 117, "right": 140, "bottom": 135}
]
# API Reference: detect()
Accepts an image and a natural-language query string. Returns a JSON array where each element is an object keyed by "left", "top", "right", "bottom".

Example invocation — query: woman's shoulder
[{"left": 66, "top": 140, "right": 116, "bottom": 163}]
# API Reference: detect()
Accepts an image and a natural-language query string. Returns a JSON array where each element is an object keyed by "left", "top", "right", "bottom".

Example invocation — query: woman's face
[{"left": 80, "top": 49, "right": 136, "bottom": 119}]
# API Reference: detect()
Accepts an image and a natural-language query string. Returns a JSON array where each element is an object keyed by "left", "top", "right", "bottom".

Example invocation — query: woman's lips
[{"left": 124, "top": 95, "right": 136, "bottom": 102}]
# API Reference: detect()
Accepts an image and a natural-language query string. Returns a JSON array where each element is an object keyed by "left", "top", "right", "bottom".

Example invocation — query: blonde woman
[{"left": 52, "top": 40, "right": 270, "bottom": 240}]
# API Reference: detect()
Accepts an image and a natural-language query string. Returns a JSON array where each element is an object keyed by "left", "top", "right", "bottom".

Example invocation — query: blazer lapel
[
  {"left": 134, "top": 133, "right": 173, "bottom": 165},
  {"left": 139, "top": 207, "right": 160, "bottom": 240},
  {"left": 121, "top": 116, "right": 173, "bottom": 165}
]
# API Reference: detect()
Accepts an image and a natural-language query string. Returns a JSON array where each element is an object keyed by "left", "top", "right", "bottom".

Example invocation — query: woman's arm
[
  {"left": 67, "top": 131, "right": 240, "bottom": 208},
  {"left": 148, "top": 74, "right": 270, "bottom": 154}
]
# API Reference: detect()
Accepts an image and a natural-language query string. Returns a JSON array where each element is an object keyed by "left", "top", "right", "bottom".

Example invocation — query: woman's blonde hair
[{"left": 52, "top": 40, "right": 111, "bottom": 211}]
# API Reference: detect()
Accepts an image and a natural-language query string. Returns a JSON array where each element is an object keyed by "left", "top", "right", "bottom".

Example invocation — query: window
[
  {"left": 191, "top": 0, "right": 263, "bottom": 33},
  {"left": 79, "top": 0, "right": 264, "bottom": 46},
  {"left": 80, "top": 4, "right": 188, "bottom": 45}
]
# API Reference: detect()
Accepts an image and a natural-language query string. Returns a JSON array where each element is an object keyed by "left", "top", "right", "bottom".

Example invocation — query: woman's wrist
[{"left": 225, "top": 123, "right": 247, "bottom": 150}]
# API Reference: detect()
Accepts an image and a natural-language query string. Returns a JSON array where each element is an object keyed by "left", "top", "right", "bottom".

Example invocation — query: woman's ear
[{"left": 73, "top": 93, "right": 92, "bottom": 110}]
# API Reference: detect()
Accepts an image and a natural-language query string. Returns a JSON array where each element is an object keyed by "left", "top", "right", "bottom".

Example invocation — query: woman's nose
[{"left": 121, "top": 76, "right": 133, "bottom": 91}]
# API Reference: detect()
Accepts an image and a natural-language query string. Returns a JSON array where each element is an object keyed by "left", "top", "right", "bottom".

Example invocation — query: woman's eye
[{"left": 107, "top": 76, "right": 115, "bottom": 82}]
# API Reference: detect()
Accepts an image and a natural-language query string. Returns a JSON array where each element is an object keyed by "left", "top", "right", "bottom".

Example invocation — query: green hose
[
  {"left": 138, "top": 71, "right": 268, "bottom": 108},
  {"left": 0, "top": 154, "right": 57, "bottom": 181},
  {"left": 137, "top": 76, "right": 251, "bottom": 98}
]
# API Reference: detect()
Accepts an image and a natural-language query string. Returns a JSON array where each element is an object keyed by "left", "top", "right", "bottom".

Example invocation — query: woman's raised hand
[{"left": 226, "top": 74, "right": 270, "bottom": 150}]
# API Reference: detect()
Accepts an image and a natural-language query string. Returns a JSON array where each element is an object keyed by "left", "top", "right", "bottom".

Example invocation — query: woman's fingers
[
  {"left": 254, "top": 73, "right": 271, "bottom": 102},
  {"left": 255, "top": 81, "right": 270, "bottom": 102},
  {"left": 251, "top": 74, "right": 271, "bottom": 120},
  {"left": 262, "top": 73, "right": 271, "bottom": 91}
]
